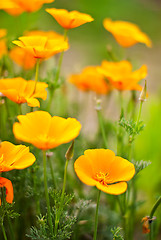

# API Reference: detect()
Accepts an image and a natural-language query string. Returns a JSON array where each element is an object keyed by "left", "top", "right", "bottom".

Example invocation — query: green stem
[
  {"left": 54, "top": 158, "right": 69, "bottom": 234},
  {"left": 96, "top": 109, "right": 108, "bottom": 148},
  {"left": 1, "top": 188, "right": 15, "bottom": 240},
  {"left": 149, "top": 196, "right": 161, "bottom": 240},
  {"left": 1, "top": 224, "right": 7, "bottom": 240},
  {"left": 54, "top": 29, "right": 68, "bottom": 86},
  {"left": 4, "top": 98, "right": 12, "bottom": 131},
  {"left": 93, "top": 190, "right": 101, "bottom": 240},
  {"left": 33, "top": 58, "right": 40, "bottom": 93},
  {"left": 136, "top": 101, "right": 143, "bottom": 127},
  {"left": 43, "top": 150, "right": 53, "bottom": 235},
  {"left": 48, "top": 155, "right": 56, "bottom": 189},
  {"left": 48, "top": 29, "right": 68, "bottom": 112}
]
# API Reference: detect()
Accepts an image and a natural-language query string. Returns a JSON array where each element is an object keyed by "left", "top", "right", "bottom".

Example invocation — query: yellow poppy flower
[
  {"left": 46, "top": 8, "right": 94, "bottom": 29},
  {"left": 69, "top": 66, "right": 110, "bottom": 94},
  {"left": 0, "top": 141, "right": 36, "bottom": 172},
  {"left": 12, "top": 36, "right": 69, "bottom": 59},
  {"left": 97, "top": 60, "right": 147, "bottom": 91},
  {"left": 103, "top": 18, "right": 152, "bottom": 48},
  {"left": 0, "top": 77, "right": 48, "bottom": 107},
  {"left": 13, "top": 111, "right": 81, "bottom": 150},
  {"left": 74, "top": 149, "right": 135, "bottom": 195}
]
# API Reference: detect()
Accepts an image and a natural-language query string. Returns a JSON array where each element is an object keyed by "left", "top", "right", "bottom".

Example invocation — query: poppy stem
[
  {"left": 96, "top": 99, "right": 108, "bottom": 148},
  {"left": 42, "top": 150, "right": 53, "bottom": 235},
  {"left": 1, "top": 223, "right": 8, "bottom": 240},
  {"left": 136, "top": 101, "right": 143, "bottom": 127},
  {"left": 149, "top": 196, "right": 161, "bottom": 240},
  {"left": 54, "top": 158, "right": 69, "bottom": 234},
  {"left": 93, "top": 189, "right": 101, "bottom": 240},
  {"left": 47, "top": 154, "right": 56, "bottom": 189},
  {"left": 54, "top": 29, "right": 68, "bottom": 86},
  {"left": 33, "top": 58, "right": 40, "bottom": 93}
]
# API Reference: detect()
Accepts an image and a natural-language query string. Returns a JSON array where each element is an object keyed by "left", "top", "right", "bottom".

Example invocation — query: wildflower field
[{"left": 0, "top": 0, "right": 161, "bottom": 239}]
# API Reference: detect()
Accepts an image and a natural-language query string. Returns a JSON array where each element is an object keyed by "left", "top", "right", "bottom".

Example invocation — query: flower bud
[
  {"left": 65, "top": 141, "right": 74, "bottom": 161},
  {"left": 139, "top": 80, "right": 147, "bottom": 102}
]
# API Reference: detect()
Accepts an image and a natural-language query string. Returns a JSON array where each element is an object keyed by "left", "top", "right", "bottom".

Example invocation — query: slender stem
[
  {"left": 96, "top": 109, "right": 108, "bottom": 148},
  {"left": 33, "top": 58, "right": 40, "bottom": 93},
  {"left": 18, "top": 104, "right": 22, "bottom": 115},
  {"left": 48, "top": 156, "right": 56, "bottom": 189},
  {"left": 55, "top": 158, "right": 69, "bottom": 234},
  {"left": 136, "top": 101, "right": 143, "bottom": 127},
  {"left": 1, "top": 223, "right": 7, "bottom": 240},
  {"left": 4, "top": 98, "right": 12, "bottom": 131},
  {"left": 54, "top": 29, "right": 68, "bottom": 86},
  {"left": 149, "top": 196, "right": 161, "bottom": 240},
  {"left": 93, "top": 190, "right": 101, "bottom": 240},
  {"left": 43, "top": 150, "right": 53, "bottom": 235}
]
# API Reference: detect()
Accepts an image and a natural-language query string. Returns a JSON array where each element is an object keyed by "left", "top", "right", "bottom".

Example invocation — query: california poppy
[
  {"left": 74, "top": 149, "right": 135, "bottom": 195},
  {"left": 46, "top": 8, "right": 94, "bottom": 29},
  {"left": 13, "top": 111, "right": 81, "bottom": 150},
  {"left": 103, "top": 18, "right": 152, "bottom": 48},
  {"left": 0, "top": 77, "right": 48, "bottom": 107},
  {"left": 13, "top": 36, "right": 69, "bottom": 59},
  {"left": 0, "top": 141, "right": 36, "bottom": 172},
  {"left": 97, "top": 60, "right": 147, "bottom": 91},
  {"left": 0, "top": 177, "right": 13, "bottom": 205},
  {"left": 69, "top": 66, "right": 110, "bottom": 94},
  {"left": 2, "top": 0, "right": 54, "bottom": 14}
]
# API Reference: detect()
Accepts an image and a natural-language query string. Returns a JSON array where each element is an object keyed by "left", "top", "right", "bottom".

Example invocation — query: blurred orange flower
[
  {"left": 0, "top": 177, "right": 13, "bottom": 205},
  {"left": 13, "top": 111, "right": 81, "bottom": 150},
  {"left": 2, "top": 0, "right": 54, "bottom": 15},
  {"left": 103, "top": 18, "right": 152, "bottom": 48},
  {"left": 97, "top": 60, "right": 147, "bottom": 91},
  {"left": 13, "top": 36, "right": 69, "bottom": 59},
  {"left": 0, "top": 1, "right": 19, "bottom": 9},
  {"left": 69, "top": 66, "right": 110, "bottom": 94},
  {"left": 0, "top": 77, "right": 48, "bottom": 107},
  {"left": 0, "top": 141, "right": 36, "bottom": 172},
  {"left": 46, "top": 8, "right": 94, "bottom": 29},
  {"left": 142, "top": 217, "right": 150, "bottom": 234},
  {"left": 74, "top": 149, "right": 135, "bottom": 195}
]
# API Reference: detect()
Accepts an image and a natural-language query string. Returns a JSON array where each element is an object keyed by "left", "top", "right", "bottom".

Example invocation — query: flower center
[{"left": 94, "top": 172, "right": 112, "bottom": 186}]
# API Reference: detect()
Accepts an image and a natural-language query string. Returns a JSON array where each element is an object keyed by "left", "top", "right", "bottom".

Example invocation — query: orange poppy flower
[
  {"left": 0, "top": 77, "right": 48, "bottom": 107},
  {"left": 12, "top": 36, "right": 69, "bottom": 59},
  {"left": 9, "top": 47, "right": 36, "bottom": 70},
  {"left": 0, "top": 0, "right": 19, "bottom": 9},
  {"left": 74, "top": 149, "right": 135, "bottom": 195},
  {"left": 2, "top": 0, "right": 54, "bottom": 14},
  {"left": 69, "top": 66, "right": 110, "bottom": 94},
  {"left": 97, "top": 60, "right": 147, "bottom": 91},
  {"left": 103, "top": 18, "right": 152, "bottom": 48},
  {"left": 46, "top": 8, "right": 94, "bottom": 29},
  {"left": 0, "top": 177, "right": 13, "bottom": 205},
  {"left": 0, "top": 141, "right": 36, "bottom": 172},
  {"left": 13, "top": 111, "right": 82, "bottom": 150}
]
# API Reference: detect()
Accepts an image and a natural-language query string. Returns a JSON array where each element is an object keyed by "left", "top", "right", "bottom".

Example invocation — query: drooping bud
[
  {"left": 139, "top": 80, "right": 147, "bottom": 102},
  {"left": 65, "top": 140, "right": 74, "bottom": 161}
]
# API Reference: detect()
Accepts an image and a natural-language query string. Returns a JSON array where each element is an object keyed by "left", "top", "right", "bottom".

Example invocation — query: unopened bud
[
  {"left": 65, "top": 141, "right": 74, "bottom": 161},
  {"left": 46, "top": 151, "right": 53, "bottom": 158},
  {"left": 139, "top": 80, "right": 147, "bottom": 102}
]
